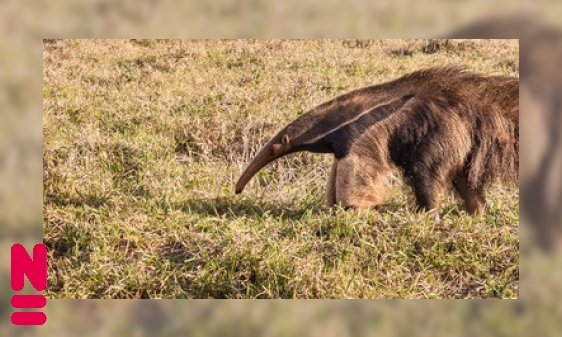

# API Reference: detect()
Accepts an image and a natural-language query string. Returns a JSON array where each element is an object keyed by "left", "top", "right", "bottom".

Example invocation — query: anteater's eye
[
  {"left": 282, "top": 134, "right": 290, "bottom": 144},
  {"left": 271, "top": 143, "right": 283, "bottom": 156}
]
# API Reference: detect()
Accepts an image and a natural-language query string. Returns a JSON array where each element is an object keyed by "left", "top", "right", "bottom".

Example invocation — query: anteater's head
[
  {"left": 234, "top": 111, "right": 334, "bottom": 194},
  {"left": 234, "top": 92, "right": 416, "bottom": 195}
]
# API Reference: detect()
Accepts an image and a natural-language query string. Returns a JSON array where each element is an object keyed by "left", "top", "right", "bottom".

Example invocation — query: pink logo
[{"left": 10, "top": 243, "right": 47, "bottom": 326}]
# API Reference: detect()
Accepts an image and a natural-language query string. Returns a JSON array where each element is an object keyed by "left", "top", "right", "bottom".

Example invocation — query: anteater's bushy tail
[{"left": 467, "top": 78, "right": 519, "bottom": 189}]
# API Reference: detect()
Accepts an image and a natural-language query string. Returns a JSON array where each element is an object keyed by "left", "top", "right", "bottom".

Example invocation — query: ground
[{"left": 43, "top": 39, "right": 519, "bottom": 298}]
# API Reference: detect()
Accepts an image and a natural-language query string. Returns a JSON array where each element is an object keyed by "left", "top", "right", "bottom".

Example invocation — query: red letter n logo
[{"left": 10, "top": 243, "right": 47, "bottom": 326}]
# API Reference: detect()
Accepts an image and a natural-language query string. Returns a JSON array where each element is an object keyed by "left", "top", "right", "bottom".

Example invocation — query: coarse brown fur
[{"left": 235, "top": 66, "right": 519, "bottom": 215}]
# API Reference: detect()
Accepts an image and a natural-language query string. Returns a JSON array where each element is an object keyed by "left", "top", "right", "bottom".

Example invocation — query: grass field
[{"left": 43, "top": 39, "right": 519, "bottom": 299}]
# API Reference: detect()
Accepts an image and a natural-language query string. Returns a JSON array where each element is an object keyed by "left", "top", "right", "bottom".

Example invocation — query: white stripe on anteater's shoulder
[{"left": 296, "top": 94, "right": 416, "bottom": 146}]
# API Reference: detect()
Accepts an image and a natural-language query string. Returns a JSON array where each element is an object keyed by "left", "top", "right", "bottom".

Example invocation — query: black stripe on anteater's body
[{"left": 235, "top": 66, "right": 519, "bottom": 214}]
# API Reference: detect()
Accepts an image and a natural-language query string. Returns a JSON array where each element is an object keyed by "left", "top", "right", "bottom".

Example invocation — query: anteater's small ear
[{"left": 282, "top": 134, "right": 290, "bottom": 144}]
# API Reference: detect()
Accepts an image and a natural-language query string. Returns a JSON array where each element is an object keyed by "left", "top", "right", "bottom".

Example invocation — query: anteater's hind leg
[
  {"left": 406, "top": 165, "right": 447, "bottom": 213},
  {"left": 331, "top": 154, "right": 389, "bottom": 212},
  {"left": 411, "top": 179, "right": 444, "bottom": 212},
  {"left": 453, "top": 168, "right": 486, "bottom": 215}
]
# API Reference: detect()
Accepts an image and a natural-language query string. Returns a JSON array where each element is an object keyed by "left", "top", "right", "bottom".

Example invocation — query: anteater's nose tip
[{"left": 235, "top": 187, "right": 243, "bottom": 194}]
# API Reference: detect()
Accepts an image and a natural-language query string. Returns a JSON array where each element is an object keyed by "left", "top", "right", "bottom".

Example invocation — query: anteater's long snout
[{"left": 235, "top": 144, "right": 276, "bottom": 194}]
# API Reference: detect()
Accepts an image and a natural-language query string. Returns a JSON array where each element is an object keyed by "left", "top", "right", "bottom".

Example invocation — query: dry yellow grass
[{"left": 43, "top": 39, "right": 518, "bottom": 298}]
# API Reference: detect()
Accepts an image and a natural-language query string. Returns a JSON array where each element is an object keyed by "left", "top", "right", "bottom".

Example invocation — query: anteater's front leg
[
  {"left": 326, "top": 160, "right": 338, "bottom": 208},
  {"left": 330, "top": 154, "right": 388, "bottom": 212}
]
